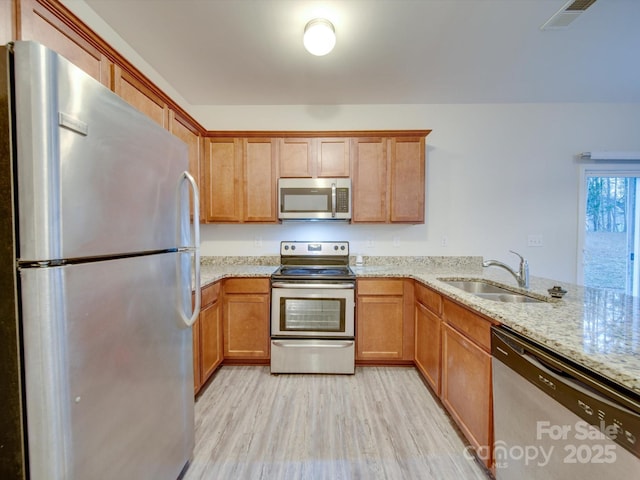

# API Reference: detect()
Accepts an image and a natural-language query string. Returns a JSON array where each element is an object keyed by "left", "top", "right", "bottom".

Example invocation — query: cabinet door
[
  {"left": 389, "top": 137, "right": 425, "bottom": 223},
  {"left": 19, "top": 0, "right": 111, "bottom": 86},
  {"left": 351, "top": 137, "right": 388, "bottom": 222},
  {"left": 279, "top": 138, "right": 314, "bottom": 177},
  {"left": 223, "top": 294, "right": 270, "bottom": 359},
  {"left": 356, "top": 295, "right": 403, "bottom": 360},
  {"left": 244, "top": 138, "right": 277, "bottom": 222},
  {"left": 317, "top": 138, "right": 350, "bottom": 177},
  {"left": 442, "top": 323, "right": 492, "bottom": 468},
  {"left": 203, "top": 138, "right": 243, "bottom": 222},
  {"left": 170, "top": 110, "right": 202, "bottom": 220},
  {"left": 415, "top": 301, "right": 441, "bottom": 394},
  {"left": 1, "top": 1, "right": 13, "bottom": 44},
  {"left": 200, "top": 299, "right": 223, "bottom": 382},
  {"left": 111, "top": 65, "right": 169, "bottom": 128}
]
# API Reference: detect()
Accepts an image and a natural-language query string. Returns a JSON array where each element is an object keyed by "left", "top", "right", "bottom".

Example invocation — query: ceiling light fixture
[{"left": 303, "top": 18, "right": 336, "bottom": 56}]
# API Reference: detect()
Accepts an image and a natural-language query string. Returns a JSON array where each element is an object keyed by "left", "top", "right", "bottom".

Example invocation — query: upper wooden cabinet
[
  {"left": 18, "top": 0, "right": 111, "bottom": 86},
  {"left": 203, "top": 131, "right": 428, "bottom": 224},
  {"left": 352, "top": 136, "right": 426, "bottom": 223},
  {"left": 15, "top": 0, "right": 205, "bottom": 137},
  {"left": 279, "top": 137, "right": 350, "bottom": 178},
  {"left": 112, "top": 65, "right": 169, "bottom": 128},
  {"left": 243, "top": 138, "right": 278, "bottom": 222},
  {"left": 278, "top": 138, "right": 313, "bottom": 177},
  {"left": 351, "top": 137, "right": 388, "bottom": 222},
  {"left": 389, "top": 137, "right": 425, "bottom": 222},
  {"left": 169, "top": 110, "right": 203, "bottom": 220},
  {"left": 1, "top": 1, "right": 14, "bottom": 45},
  {"left": 203, "top": 138, "right": 243, "bottom": 222},
  {"left": 202, "top": 137, "right": 277, "bottom": 223}
]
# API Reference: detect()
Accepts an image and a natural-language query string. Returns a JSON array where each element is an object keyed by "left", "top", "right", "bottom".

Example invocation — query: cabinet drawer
[
  {"left": 357, "top": 278, "right": 404, "bottom": 295},
  {"left": 201, "top": 281, "right": 221, "bottom": 308},
  {"left": 223, "top": 277, "right": 270, "bottom": 294},
  {"left": 414, "top": 282, "right": 442, "bottom": 315},
  {"left": 442, "top": 298, "right": 493, "bottom": 351}
]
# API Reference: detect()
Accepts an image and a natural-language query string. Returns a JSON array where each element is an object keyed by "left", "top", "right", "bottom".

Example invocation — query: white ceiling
[{"left": 82, "top": 0, "right": 640, "bottom": 106}]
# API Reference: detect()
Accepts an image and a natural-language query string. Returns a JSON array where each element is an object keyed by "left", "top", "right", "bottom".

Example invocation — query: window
[{"left": 577, "top": 164, "right": 640, "bottom": 296}]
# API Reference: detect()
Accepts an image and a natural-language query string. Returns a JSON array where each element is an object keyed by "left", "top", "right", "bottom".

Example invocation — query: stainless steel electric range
[{"left": 270, "top": 241, "right": 356, "bottom": 374}]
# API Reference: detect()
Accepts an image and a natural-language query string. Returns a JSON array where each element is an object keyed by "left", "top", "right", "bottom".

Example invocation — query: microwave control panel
[{"left": 336, "top": 188, "right": 349, "bottom": 212}]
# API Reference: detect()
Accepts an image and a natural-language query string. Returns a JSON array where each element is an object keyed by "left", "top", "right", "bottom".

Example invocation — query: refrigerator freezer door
[
  {"left": 12, "top": 41, "right": 189, "bottom": 262},
  {"left": 20, "top": 252, "right": 194, "bottom": 480}
]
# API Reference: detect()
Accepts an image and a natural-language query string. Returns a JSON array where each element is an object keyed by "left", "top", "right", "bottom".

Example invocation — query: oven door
[{"left": 271, "top": 283, "right": 355, "bottom": 338}]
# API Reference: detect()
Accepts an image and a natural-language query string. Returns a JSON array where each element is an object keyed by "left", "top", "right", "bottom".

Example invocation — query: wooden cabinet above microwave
[{"left": 201, "top": 130, "right": 430, "bottom": 224}]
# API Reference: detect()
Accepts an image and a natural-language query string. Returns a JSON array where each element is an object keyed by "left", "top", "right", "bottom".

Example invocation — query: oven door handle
[
  {"left": 272, "top": 340, "right": 354, "bottom": 348},
  {"left": 271, "top": 282, "right": 355, "bottom": 289}
]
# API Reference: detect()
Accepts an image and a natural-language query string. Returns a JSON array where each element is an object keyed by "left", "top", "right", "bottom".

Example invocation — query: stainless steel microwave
[{"left": 278, "top": 178, "right": 351, "bottom": 221}]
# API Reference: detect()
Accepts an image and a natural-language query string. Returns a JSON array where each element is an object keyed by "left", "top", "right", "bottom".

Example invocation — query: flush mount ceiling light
[{"left": 303, "top": 18, "right": 336, "bottom": 56}]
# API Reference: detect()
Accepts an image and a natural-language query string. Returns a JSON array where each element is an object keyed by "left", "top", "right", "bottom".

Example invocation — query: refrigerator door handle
[{"left": 180, "top": 171, "right": 201, "bottom": 327}]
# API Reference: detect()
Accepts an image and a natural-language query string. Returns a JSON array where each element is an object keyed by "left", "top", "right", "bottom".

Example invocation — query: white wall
[
  {"left": 62, "top": 1, "right": 640, "bottom": 284},
  {"left": 194, "top": 103, "right": 640, "bottom": 283}
]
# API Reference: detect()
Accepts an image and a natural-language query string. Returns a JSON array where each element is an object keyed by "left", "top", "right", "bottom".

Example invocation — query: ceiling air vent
[{"left": 540, "top": 0, "right": 598, "bottom": 30}]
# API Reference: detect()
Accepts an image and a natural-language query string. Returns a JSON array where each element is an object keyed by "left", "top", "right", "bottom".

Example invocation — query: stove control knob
[
  {"left": 340, "top": 245, "right": 346, "bottom": 250},
  {"left": 334, "top": 245, "right": 339, "bottom": 250},
  {"left": 284, "top": 245, "right": 289, "bottom": 250},
  {"left": 291, "top": 245, "right": 296, "bottom": 250}
]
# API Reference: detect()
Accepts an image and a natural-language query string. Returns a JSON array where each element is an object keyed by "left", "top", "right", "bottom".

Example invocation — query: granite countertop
[{"left": 198, "top": 256, "right": 640, "bottom": 396}]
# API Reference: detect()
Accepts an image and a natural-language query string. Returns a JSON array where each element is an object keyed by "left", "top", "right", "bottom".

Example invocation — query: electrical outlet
[
  {"left": 366, "top": 239, "right": 375, "bottom": 248},
  {"left": 441, "top": 236, "right": 448, "bottom": 247},
  {"left": 254, "top": 236, "right": 263, "bottom": 248},
  {"left": 527, "top": 234, "right": 543, "bottom": 247},
  {"left": 393, "top": 237, "right": 400, "bottom": 247}
]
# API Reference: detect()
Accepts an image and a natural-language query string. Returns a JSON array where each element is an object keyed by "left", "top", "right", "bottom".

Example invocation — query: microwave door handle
[{"left": 331, "top": 182, "right": 337, "bottom": 218}]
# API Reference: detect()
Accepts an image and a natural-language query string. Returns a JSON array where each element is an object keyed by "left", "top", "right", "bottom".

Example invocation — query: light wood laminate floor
[{"left": 182, "top": 366, "right": 490, "bottom": 480}]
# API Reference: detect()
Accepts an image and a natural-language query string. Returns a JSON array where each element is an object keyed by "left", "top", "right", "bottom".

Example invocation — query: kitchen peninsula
[{"left": 198, "top": 255, "right": 640, "bottom": 395}]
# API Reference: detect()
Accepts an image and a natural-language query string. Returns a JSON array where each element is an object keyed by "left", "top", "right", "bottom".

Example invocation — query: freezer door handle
[{"left": 180, "top": 171, "right": 200, "bottom": 327}]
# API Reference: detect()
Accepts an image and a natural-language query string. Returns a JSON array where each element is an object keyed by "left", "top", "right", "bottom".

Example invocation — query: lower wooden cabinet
[
  {"left": 200, "top": 290, "right": 223, "bottom": 382},
  {"left": 222, "top": 278, "right": 270, "bottom": 361},
  {"left": 415, "top": 301, "right": 442, "bottom": 394},
  {"left": 356, "top": 278, "right": 414, "bottom": 362},
  {"left": 441, "top": 301, "right": 494, "bottom": 469},
  {"left": 193, "top": 281, "right": 222, "bottom": 395},
  {"left": 414, "top": 283, "right": 443, "bottom": 394}
]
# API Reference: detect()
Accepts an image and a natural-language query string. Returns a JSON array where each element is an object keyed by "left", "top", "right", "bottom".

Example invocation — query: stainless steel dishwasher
[{"left": 492, "top": 326, "right": 640, "bottom": 479}]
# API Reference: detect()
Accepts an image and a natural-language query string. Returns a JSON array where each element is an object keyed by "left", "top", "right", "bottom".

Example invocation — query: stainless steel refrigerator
[{"left": 0, "top": 41, "right": 201, "bottom": 479}]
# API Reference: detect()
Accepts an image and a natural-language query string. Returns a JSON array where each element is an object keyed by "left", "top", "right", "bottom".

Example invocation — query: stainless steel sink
[{"left": 441, "top": 280, "right": 544, "bottom": 303}]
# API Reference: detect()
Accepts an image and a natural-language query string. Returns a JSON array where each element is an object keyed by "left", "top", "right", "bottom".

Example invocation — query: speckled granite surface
[{"left": 199, "top": 256, "right": 640, "bottom": 396}]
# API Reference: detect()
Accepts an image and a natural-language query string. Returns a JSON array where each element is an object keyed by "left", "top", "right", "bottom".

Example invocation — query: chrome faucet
[{"left": 482, "top": 250, "right": 529, "bottom": 289}]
